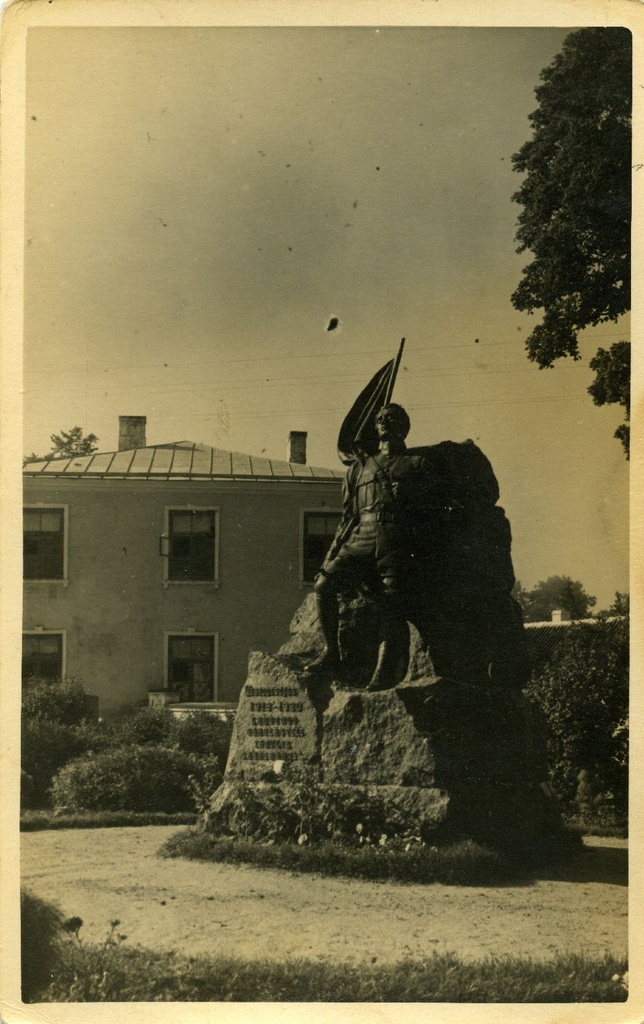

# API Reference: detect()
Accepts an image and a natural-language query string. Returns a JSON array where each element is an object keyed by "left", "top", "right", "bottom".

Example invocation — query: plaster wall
[{"left": 23, "top": 477, "right": 342, "bottom": 715}]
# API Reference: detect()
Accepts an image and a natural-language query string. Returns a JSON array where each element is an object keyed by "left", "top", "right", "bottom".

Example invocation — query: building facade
[{"left": 23, "top": 418, "right": 343, "bottom": 716}]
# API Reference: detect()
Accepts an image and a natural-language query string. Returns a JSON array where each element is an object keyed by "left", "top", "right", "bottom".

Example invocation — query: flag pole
[{"left": 384, "top": 337, "right": 405, "bottom": 405}]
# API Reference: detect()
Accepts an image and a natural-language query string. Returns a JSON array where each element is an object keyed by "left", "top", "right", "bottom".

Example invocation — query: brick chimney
[
  {"left": 287, "top": 430, "right": 307, "bottom": 465},
  {"left": 119, "top": 416, "right": 147, "bottom": 451}
]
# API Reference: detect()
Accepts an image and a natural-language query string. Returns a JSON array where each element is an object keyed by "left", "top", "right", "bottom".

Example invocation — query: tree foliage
[
  {"left": 604, "top": 591, "right": 629, "bottom": 617},
  {"left": 24, "top": 426, "right": 99, "bottom": 464},
  {"left": 525, "top": 618, "right": 628, "bottom": 813},
  {"left": 511, "top": 28, "right": 631, "bottom": 455},
  {"left": 513, "top": 575, "right": 596, "bottom": 623},
  {"left": 588, "top": 341, "right": 630, "bottom": 456}
]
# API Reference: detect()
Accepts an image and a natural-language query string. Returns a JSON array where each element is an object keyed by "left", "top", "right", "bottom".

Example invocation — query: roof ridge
[{"left": 23, "top": 439, "right": 343, "bottom": 479}]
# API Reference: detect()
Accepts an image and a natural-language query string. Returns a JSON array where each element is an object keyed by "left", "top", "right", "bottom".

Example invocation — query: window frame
[
  {"left": 299, "top": 507, "right": 343, "bottom": 586},
  {"left": 162, "top": 506, "right": 220, "bottom": 586},
  {"left": 22, "top": 629, "right": 67, "bottom": 681},
  {"left": 164, "top": 630, "right": 219, "bottom": 702},
  {"left": 23, "top": 504, "right": 69, "bottom": 584}
]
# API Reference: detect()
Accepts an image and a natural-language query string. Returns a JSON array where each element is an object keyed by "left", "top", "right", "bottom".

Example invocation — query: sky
[{"left": 22, "top": 25, "right": 629, "bottom": 610}]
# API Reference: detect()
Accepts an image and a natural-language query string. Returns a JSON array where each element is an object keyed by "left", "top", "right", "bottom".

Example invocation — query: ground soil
[{"left": 21, "top": 827, "right": 627, "bottom": 965}]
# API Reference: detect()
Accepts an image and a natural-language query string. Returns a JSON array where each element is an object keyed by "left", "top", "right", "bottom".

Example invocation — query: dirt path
[{"left": 21, "top": 827, "right": 627, "bottom": 965}]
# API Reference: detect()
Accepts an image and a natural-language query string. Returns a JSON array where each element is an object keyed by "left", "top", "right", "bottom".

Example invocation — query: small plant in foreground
[{"left": 50, "top": 916, "right": 130, "bottom": 1002}]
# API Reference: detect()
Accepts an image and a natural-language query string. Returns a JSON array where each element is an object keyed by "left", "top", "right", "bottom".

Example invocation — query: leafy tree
[
  {"left": 604, "top": 591, "right": 629, "bottom": 617},
  {"left": 525, "top": 618, "right": 628, "bottom": 814},
  {"left": 514, "top": 575, "right": 596, "bottom": 623},
  {"left": 511, "top": 28, "right": 631, "bottom": 456},
  {"left": 49, "top": 426, "right": 99, "bottom": 458},
  {"left": 588, "top": 341, "right": 630, "bottom": 456},
  {"left": 24, "top": 426, "right": 99, "bottom": 464}
]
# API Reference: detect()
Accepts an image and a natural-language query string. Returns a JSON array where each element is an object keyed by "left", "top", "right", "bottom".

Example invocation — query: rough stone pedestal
[{"left": 210, "top": 598, "right": 558, "bottom": 846}]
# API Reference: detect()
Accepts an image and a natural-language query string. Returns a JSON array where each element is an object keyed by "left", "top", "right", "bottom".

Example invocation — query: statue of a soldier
[{"left": 306, "top": 402, "right": 444, "bottom": 691}]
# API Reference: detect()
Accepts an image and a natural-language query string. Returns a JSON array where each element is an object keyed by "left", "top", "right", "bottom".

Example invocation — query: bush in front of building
[
  {"left": 112, "top": 706, "right": 174, "bottom": 747},
  {"left": 170, "top": 711, "right": 232, "bottom": 764},
  {"left": 112, "top": 707, "right": 233, "bottom": 765},
  {"left": 21, "top": 719, "right": 90, "bottom": 808},
  {"left": 50, "top": 745, "right": 222, "bottom": 814},
  {"left": 21, "top": 677, "right": 113, "bottom": 808},
  {"left": 22, "top": 676, "right": 97, "bottom": 727},
  {"left": 20, "top": 688, "right": 232, "bottom": 811},
  {"left": 525, "top": 617, "right": 628, "bottom": 823}
]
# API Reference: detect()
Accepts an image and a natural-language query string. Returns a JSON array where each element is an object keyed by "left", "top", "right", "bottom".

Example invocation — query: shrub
[
  {"left": 72, "top": 718, "right": 117, "bottom": 753},
  {"left": 525, "top": 618, "right": 628, "bottom": 814},
  {"left": 21, "top": 770, "right": 35, "bottom": 810},
  {"left": 21, "top": 719, "right": 90, "bottom": 807},
  {"left": 51, "top": 745, "right": 222, "bottom": 813},
  {"left": 112, "top": 708, "right": 233, "bottom": 762},
  {"left": 170, "top": 711, "right": 232, "bottom": 763},
  {"left": 21, "top": 889, "right": 63, "bottom": 1001},
  {"left": 22, "top": 677, "right": 96, "bottom": 727},
  {"left": 112, "top": 707, "right": 174, "bottom": 747},
  {"left": 209, "top": 766, "right": 401, "bottom": 845}
]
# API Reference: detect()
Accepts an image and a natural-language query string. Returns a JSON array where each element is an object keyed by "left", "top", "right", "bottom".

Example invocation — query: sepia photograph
[{"left": 0, "top": 1, "right": 639, "bottom": 1019}]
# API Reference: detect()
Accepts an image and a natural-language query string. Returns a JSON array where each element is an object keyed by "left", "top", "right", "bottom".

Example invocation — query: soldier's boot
[
  {"left": 365, "top": 620, "right": 410, "bottom": 692},
  {"left": 304, "top": 581, "right": 343, "bottom": 677}
]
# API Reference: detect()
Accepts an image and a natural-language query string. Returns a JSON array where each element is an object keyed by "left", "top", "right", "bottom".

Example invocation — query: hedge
[
  {"left": 51, "top": 745, "right": 222, "bottom": 813},
  {"left": 525, "top": 617, "right": 628, "bottom": 815}
]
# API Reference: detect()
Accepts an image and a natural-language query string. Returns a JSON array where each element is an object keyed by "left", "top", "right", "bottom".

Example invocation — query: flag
[{"left": 337, "top": 339, "right": 405, "bottom": 464}]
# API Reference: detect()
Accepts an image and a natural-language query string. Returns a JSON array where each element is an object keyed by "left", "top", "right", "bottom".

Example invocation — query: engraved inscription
[{"left": 241, "top": 685, "right": 312, "bottom": 763}]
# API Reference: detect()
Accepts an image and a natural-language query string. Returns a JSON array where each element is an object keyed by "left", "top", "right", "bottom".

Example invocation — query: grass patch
[
  {"left": 564, "top": 815, "right": 628, "bottom": 839},
  {"left": 159, "top": 828, "right": 561, "bottom": 886},
  {"left": 20, "top": 810, "right": 196, "bottom": 831},
  {"left": 39, "top": 944, "right": 628, "bottom": 1002}
]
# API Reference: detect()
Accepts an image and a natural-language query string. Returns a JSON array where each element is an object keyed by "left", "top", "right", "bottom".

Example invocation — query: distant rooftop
[
  {"left": 524, "top": 616, "right": 625, "bottom": 671},
  {"left": 22, "top": 441, "right": 343, "bottom": 482}
]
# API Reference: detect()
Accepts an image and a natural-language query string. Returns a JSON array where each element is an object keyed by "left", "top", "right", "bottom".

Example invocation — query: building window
[
  {"left": 23, "top": 508, "right": 65, "bottom": 580},
  {"left": 301, "top": 511, "right": 342, "bottom": 583},
  {"left": 166, "top": 509, "right": 217, "bottom": 582},
  {"left": 22, "top": 633, "right": 64, "bottom": 681},
  {"left": 167, "top": 634, "right": 216, "bottom": 702}
]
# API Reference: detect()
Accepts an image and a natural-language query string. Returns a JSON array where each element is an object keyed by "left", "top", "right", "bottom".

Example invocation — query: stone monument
[
  {"left": 210, "top": 589, "right": 557, "bottom": 846},
  {"left": 209, "top": 345, "right": 559, "bottom": 848}
]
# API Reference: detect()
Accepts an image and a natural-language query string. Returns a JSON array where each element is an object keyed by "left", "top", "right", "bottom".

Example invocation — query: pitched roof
[{"left": 23, "top": 441, "right": 343, "bottom": 482}]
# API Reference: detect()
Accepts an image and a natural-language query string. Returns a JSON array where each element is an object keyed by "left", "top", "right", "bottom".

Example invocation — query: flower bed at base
[{"left": 160, "top": 828, "right": 579, "bottom": 887}]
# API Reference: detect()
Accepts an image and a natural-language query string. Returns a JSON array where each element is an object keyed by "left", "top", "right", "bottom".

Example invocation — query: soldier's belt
[{"left": 359, "top": 511, "right": 399, "bottom": 524}]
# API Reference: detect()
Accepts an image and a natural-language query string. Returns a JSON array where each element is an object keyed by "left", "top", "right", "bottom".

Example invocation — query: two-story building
[{"left": 23, "top": 416, "right": 343, "bottom": 716}]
